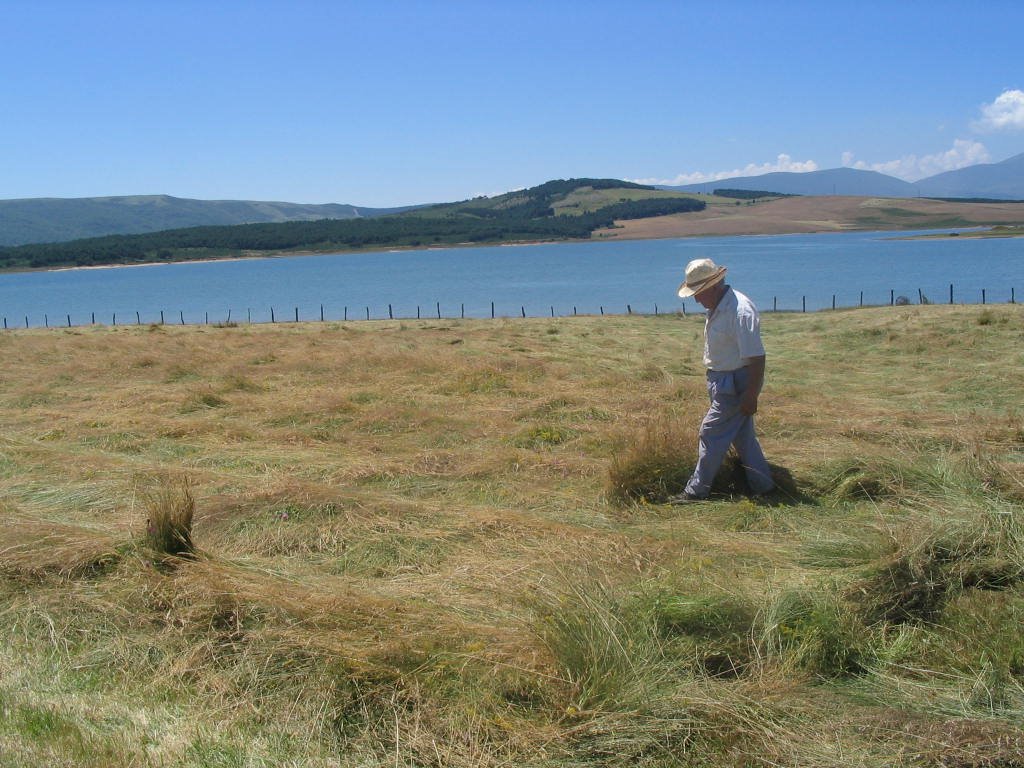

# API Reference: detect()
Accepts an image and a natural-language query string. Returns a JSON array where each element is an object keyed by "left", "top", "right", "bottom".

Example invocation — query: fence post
[
  {"left": 437, "top": 302, "right": 441, "bottom": 319},
  {"left": 26, "top": 316, "right": 30, "bottom": 328},
  {"left": 112, "top": 314, "right": 116, "bottom": 326},
  {"left": 521, "top": 306, "right": 526, "bottom": 318},
  {"left": 205, "top": 312, "right": 209, "bottom": 325},
  {"left": 137, "top": 311, "right": 141, "bottom": 325},
  {"left": 295, "top": 307, "right": 299, "bottom": 322},
  {"left": 802, "top": 296, "right": 806, "bottom": 313},
  {"left": 45, "top": 314, "right": 48, "bottom": 328},
  {"left": 227, "top": 309, "right": 231, "bottom": 324},
  {"left": 550, "top": 306, "right": 554, "bottom": 317},
  {"left": 832, "top": 295, "right": 835, "bottom": 310},
  {"left": 417, "top": 306, "right": 421, "bottom": 319},
  {"left": 461, "top": 303, "right": 465, "bottom": 319},
  {"left": 982, "top": 289, "right": 986, "bottom": 305},
  {"left": 890, "top": 289, "right": 894, "bottom": 306},
  {"left": 1012, "top": 287, "right": 1016, "bottom": 304},
  {"left": 491, "top": 302, "right": 494, "bottom": 319},
  {"left": 271, "top": 307, "right": 275, "bottom": 323},
  {"left": 773, "top": 297, "right": 777, "bottom": 311},
  {"left": 160, "top": 310, "right": 165, "bottom": 325},
  {"left": 344, "top": 307, "right": 348, "bottom": 321},
  {"left": 388, "top": 304, "right": 393, "bottom": 319},
  {"left": 181, "top": 310, "right": 185, "bottom": 325},
  {"left": 320, "top": 304, "right": 324, "bottom": 321},
  {"left": 67, "top": 315, "right": 71, "bottom": 327},
  {"left": 573, "top": 307, "right": 576, "bottom": 316},
  {"left": 92, "top": 312, "right": 95, "bottom": 325},
  {"left": 655, "top": 304, "right": 658, "bottom": 315},
  {"left": 859, "top": 291, "right": 863, "bottom": 307},
  {"left": 366, "top": 307, "right": 370, "bottom": 320},
  {"left": 950, "top": 284, "right": 954, "bottom": 304}
]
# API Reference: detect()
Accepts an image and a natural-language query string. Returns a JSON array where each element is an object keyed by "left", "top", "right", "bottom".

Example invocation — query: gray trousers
[{"left": 685, "top": 367, "right": 774, "bottom": 497}]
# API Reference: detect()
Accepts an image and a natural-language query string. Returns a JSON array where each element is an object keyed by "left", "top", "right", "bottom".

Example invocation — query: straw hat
[{"left": 677, "top": 258, "right": 727, "bottom": 298}]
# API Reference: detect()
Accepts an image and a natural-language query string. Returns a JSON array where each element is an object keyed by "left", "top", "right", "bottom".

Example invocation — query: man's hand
[{"left": 740, "top": 389, "right": 759, "bottom": 416}]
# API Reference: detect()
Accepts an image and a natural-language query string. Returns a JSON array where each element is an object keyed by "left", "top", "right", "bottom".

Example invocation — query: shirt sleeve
[{"left": 736, "top": 305, "right": 765, "bottom": 359}]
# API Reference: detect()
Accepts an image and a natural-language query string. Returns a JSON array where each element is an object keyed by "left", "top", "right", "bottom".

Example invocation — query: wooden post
[
  {"left": 344, "top": 306, "right": 348, "bottom": 321},
  {"left": 1012, "top": 287, "right": 1016, "bottom": 304},
  {"left": 950, "top": 284, "right": 954, "bottom": 304},
  {"left": 491, "top": 302, "right": 494, "bottom": 319},
  {"left": 918, "top": 288, "right": 923, "bottom": 304},
  {"left": 92, "top": 312, "right": 95, "bottom": 324},
  {"left": 982, "top": 289, "right": 986, "bottom": 305},
  {"left": 388, "top": 304, "right": 393, "bottom": 319},
  {"left": 802, "top": 296, "right": 806, "bottom": 313},
  {"left": 181, "top": 310, "right": 185, "bottom": 325},
  {"left": 271, "top": 307, "right": 275, "bottom": 323},
  {"left": 226, "top": 309, "right": 231, "bottom": 324},
  {"left": 294, "top": 307, "right": 299, "bottom": 322},
  {"left": 247, "top": 308, "right": 251, "bottom": 324},
  {"left": 773, "top": 297, "right": 777, "bottom": 312},
  {"left": 655, "top": 304, "right": 658, "bottom": 315},
  {"left": 26, "top": 316, "right": 30, "bottom": 328},
  {"left": 437, "top": 301, "right": 441, "bottom": 319},
  {"left": 461, "top": 303, "right": 464, "bottom": 319},
  {"left": 136, "top": 311, "right": 141, "bottom": 325},
  {"left": 366, "top": 307, "right": 370, "bottom": 320},
  {"left": 112, "top": 314, "right": 116, "bottom": 326},
  {"left": 417, "top": 306, "right": 420, "bottom": 319},
  {"left": 832, "top": 295, "right": 836, "bottom": 310},
  {"left": 320, "top": 304, "right": 324, "bottom": 321},
  {"left": 890, "top": 289, "right": 894, "bottom": 305},
  {"left": 160, "top": 310, "right": 165, "bottom": 325},
  {"left": 67, "top": 315, "right": 71, "bottom": 327},
  {"left": 600, "top": 306, "right": 604, "bottom": 315},
  {"left": 550, "top": 306, "right": 554, "bottom": 317},
  {"left": 627, "top": 304, "right": 632, "bottom": 314},
  {"left": 521, "top": 306, "right": 526, "bottom": 318},
  {"left": 205, "top": 312, "right": 209, "bottom": 325},
  {"left": 44, "top": 314, "right": 48, "bottom": 327},
  {"left": 2, "top": 318, "right": 6, "bottom": 329},
  {"left": 573, "top": 307, "right": 576, "bottom": 316}
]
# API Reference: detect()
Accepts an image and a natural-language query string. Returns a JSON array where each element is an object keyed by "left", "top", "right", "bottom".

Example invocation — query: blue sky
[{"left": 2, "top": 0, "right": 1022, "bottom": 207}]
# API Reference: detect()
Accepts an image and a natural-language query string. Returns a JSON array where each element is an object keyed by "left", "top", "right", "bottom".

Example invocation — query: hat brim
[{"left": 677, "top": 267, "right": 726, "bottom": 298}]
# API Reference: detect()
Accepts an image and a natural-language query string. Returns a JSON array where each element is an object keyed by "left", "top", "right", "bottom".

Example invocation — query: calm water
[{"left": 0, "top": 231, "right": 1021, "bottom": 327}]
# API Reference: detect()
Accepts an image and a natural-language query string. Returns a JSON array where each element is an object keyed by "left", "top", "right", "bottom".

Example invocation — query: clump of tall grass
[
  {"left": 606, "top": 420, "right": 695, "bottom": 504},
  {"left": 848, "top": 508, "right": 1023, "bottom": 625},
  {"left": 529, "top": 567, "right": 668, "bottom": 712},
  {"left": 143, "top": 478, "right": 196, "bottom": 559}
]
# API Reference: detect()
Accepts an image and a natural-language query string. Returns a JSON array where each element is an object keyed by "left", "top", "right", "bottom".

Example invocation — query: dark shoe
[{"left": 666, "top": 492, "right": 705, "bottom": 505}]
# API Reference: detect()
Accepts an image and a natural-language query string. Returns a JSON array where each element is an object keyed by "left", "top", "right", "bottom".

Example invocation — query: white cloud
[
  {"left": 973, "top": 88, "right": 1024, "bottom": 131},
  {"left": 632, "top": 153, "right": 819, "bottom": 187},
  {"left": 841, "top": 139, "right": 990, "bottom": 181}
]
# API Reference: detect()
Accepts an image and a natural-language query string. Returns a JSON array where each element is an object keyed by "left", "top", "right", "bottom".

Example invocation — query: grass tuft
[{"left": 143, "top": 477, "right": 196, "bottom": 560}]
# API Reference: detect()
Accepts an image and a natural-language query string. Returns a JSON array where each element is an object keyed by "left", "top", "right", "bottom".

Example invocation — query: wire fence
[{"left": 2, "top": 284, "right": 1018, "bottom": 330}]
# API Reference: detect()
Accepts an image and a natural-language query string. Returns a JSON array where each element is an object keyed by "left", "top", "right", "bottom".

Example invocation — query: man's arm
[{"left": 741, "top": 355, "right": 765, "bottom": 415}]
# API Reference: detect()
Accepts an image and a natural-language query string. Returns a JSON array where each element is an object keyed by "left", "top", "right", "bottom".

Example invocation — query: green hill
[
  {"left": 0, "top": 180, "right": 706, "bottom": 271},
  {"left": 0, "top": 195, "right": 417, "bottom": 247}
]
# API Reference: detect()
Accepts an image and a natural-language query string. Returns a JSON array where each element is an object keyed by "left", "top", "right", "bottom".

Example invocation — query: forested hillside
[{"left": 0, "top": 180, "right": 705, "bottom": 270}]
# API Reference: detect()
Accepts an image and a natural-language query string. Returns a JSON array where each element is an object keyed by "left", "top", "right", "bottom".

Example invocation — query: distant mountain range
[
  {"left": 0, "top": 195, "right": 417, "bottom": 247},
  {"left": 661, "top": 152, "right": 1024, "bottom": 200},
  {"left": 2, "top": 151, "right": 1021, "bottom": 246}
]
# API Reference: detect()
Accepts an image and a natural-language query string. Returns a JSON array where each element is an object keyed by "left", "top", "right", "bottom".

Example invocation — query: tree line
[{"left": 0, "top": 181, "right": 705, "bottom": 271}]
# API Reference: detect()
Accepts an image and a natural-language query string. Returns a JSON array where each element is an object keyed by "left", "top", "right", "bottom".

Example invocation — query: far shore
[{"left": 6, "top": 194, "right": 1024, "bottom": 274}]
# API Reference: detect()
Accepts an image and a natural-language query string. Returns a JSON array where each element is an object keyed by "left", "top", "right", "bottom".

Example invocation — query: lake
[{"left": 0, "top": 230, "right": 1020, "bottom": 328}]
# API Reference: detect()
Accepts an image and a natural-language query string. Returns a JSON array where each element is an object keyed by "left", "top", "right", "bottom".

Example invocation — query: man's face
[{"left": 694, "top": 283, "right": 722, "bottom": 310}]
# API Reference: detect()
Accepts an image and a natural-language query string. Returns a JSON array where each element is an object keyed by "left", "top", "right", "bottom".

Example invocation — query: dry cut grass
[{"left": 0, "top": 304, "right": 1022, "bottom": 766}]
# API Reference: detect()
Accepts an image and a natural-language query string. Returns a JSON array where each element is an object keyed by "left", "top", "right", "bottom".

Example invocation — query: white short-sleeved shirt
[{"left": 703, "top": 287, "right": 765, "bottom": 371}]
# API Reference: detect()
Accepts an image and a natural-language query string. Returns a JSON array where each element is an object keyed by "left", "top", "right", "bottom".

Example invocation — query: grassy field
[{"left": 1, "top": 305, "right": 1022, "bottom": 766}]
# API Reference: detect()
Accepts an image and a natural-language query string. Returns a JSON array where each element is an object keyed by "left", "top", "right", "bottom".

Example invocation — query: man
[{"left": 670, "top": 258, "right": 775, "bottom": 502}]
